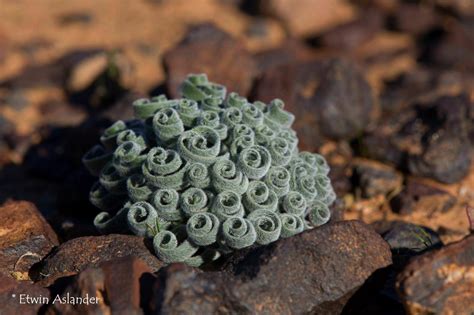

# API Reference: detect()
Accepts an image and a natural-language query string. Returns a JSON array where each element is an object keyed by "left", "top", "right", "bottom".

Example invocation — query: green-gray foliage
[{"left": 83, "top": 74, "right": 336, "bottom": 266}]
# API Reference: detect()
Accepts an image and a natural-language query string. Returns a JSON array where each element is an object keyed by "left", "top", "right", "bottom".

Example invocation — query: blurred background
[{"left": 0, "top": 0, "right": 472, "bottom": 243}]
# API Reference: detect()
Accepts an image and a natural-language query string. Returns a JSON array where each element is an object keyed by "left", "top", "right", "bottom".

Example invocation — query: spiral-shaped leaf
[
  {"left": 264, "top": 99, "right": 295, "bottom": 128},
  {"left": 264, "top": 166, "right": 290, "bottom": 197},
  {"left": 94, "top": 207, "right": 129, "bottom": 234},
  {"left": 132, "top": 96, "right": 178, "bottom": 119},
  {"left": 112, "top": 141, "right": 146, "bottom": 177},
  {"left": 222, "top": 107, "right": 242, "bottom": 128},
  {"left": 243, "top": 181, "right": 278, "bottom": 213},
  {"left": 198, "top": 110, "right": 220, "bottom": 128},
  {"left": 229, "top": 135, "right": 254, "bottom": 158},
  {"left": 268, "top": 138, "right": 292, "bottom": 167},
  {"left": 282, "top": 191, "right": 307, "bottom": 216},
  {"left": 307, "top": 200, "right": 331, "bottom": 227},
  {"left": 180, "top": 74, "right": 210, "bottom": 101},
  {"left": 237, "top": 145, "right": 271, "bottom": 180},
  {"left": 186, "top": 162, "right": 211, "bottom": 189},
  {"left": 152, "top": 108, "right": 184, "bottom": 143},
  {"left": 100, "top": 120, "right": 127, "bottom": 150},
  {"left": 247, "top": 209, "right": 282, "bottom": 245},
  {"left": 152, "top": 188, "right": 182, "bottom": 221},
  {"left": 177, "top": 126, "right": 221, "bottom": 166},
  {"left": 225, "top": 92, "right": 247, "bottom": 109},
  {"left": 127, "top": 173, "right": 153, "bottom": 202},
  {"left": 142, "top": 147, "right": 187, "bottom": 189},
  {"left": 278, "top": 128, "right": 298, "bottom": 152},
  {"left": 99, "top": 162, "right": 127, "bottom": 194},
  {"left": 220, "top": 217, "right": 256, "bottom": 249},
  {"left": 231, "top": 124, "right": 254, "bottom": 143},
  {"left": 186, "top": 212, "right": 220, "bottom": 246},
  {"left": 294, "top": 174, "right": 318, "bottom": 203},
  {"left": 82, "top": 145, "right": 112, "bottom": 176},
  {"left": 180, "top": 187, "right": 212, "bottom": 218},
  {"left": 201, "top": 96, "right": 225, "bottom": 112},
  {"left": 254, "top": 124, "right": 276, "bottom": 147},
  {"left": 279, "top": 213, "right": 304, "bottom": 238},
  {"left": 211, "top": 159, "right": 249, "bottom": 195},
  {"left": 127, "top": 201, "right": 159, "bottom": 237},
  {"left": 176, "top": 99, "right": 200, "bottom": 128},
  {"left": 116, "top": 129, "right": 147, "bottom": 149},
  {"left": 242, "top": 103, "right": 264, "bottom": 127},
  {"left": 211, "top": 190, "right": 245, "bottom": 221},
  {"left": 153, "top": 227, "right": 199, "bottom": 263}
]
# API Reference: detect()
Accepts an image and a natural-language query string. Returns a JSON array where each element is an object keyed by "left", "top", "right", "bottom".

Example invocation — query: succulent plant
[{"left": 83, "top": 74, "right": 336, "bottom": 266}]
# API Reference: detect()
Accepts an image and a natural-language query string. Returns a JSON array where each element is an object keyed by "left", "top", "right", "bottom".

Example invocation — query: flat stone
[
  {"left": 0, "top": 201, "right": 58, "bottom": 280},
  {"left": 260, "top": 0, "right": 357, "bottom": 37},
  {"left": 150, "top": 220, "right": 392, "bottom": 314},
  {"left": 0, "top": 273, "right": 50, "bottom": 315},
  {"left": 396, "top": 234, "right": 474, "bottom": 314},
  {"left": 353, "top": 158, "right": 403, "bottom": 198},
  {"left": 164, "top": 24, "right": 256, "bottom": 98},
  {"left": 36, "top": 234, "right": 162, "bottom": 287},
  {"left": 390, "top": 178, "right": 456, "bottom": 216}
]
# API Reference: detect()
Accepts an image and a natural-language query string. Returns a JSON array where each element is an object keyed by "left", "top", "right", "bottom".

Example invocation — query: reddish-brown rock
[
  {"left": 0, "top": 273, "right": 50, "bottom": 315},
  {"left": 353, "top": 158, "right": 403, "bottom": 198},
  {"left": 397, "top": 234, "right": 474, "bottom": 314},
  {"left": 150, "top": 221, "right": 392, "bottom": 314},
  {"left": 390, "top": 178, "right": 456, "bottom": 216},
  {"left": 260, "top": 0, "right": 357, "bottom": 37},
  {"left": 0, "top": 200, "right": 58, "bottom": 280},
  {"left": 36, "top": 234, "right": 162, "bottom": 287},
  {"left": 164, "top": 24, "right": 256, "bottom": 98},
  {"left": 46, "top": 256, "right": 156, "bottom": 315}
]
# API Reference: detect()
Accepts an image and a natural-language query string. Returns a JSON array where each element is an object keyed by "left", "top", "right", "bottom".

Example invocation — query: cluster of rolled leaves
[{"left": 83, "top": 74, "right": 336, "bottom": 266}]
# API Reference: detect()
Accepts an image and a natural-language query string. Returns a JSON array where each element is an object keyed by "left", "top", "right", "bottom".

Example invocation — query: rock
[
  {"left": 407, "top": 95, "right": 472, "bottom": 184},
  {"left": 353, "top": 159, "right": 403, "bottom": 198},
  {"left": 164, "top": 24, "right": 256, "bottom": 98},
  {"left": 254, "top": 39, "right": 316, "bottom": 73},
  {"left": 390, "top": 178, "right": 456, "bottom": 216},
  {"left": 46, "top": 256, "right": 155, "bottom": 315},
  {"left": 396, "top": 234, "right": 474, "bottom": 314},
  {"left": 0, "top": 273, "right": 50, "bottom": 315},
  {"left": 373, "top": 220, "right": 443, "bottom": 266},
  {"left": 393, "top": 3, "right": 438, "bottom": 35},
  {"left": 36, "top": 234, "right": 162, "bottom": 286},
  {"left": 253, "top": 58, "right": 376, "bottom": 149},
  {"left": 0, "top": 201, "right": 58, "bottom": 280},
  {"left": 432, "top": 21, "right": 474, "bottom": 71},
  {"left": 260, "top": 0, "right": 357, "bottom": 37},
  {"left": 363, "top": 95, "right": 472, "bottom": 183},
  {"left": 150, "top": 221, "right": 391, "bottom": 314},
  {"left": 319, "top": 8, "right": 383, "bottom": 50}
]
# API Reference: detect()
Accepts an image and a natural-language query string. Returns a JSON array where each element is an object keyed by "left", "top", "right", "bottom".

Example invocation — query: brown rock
[
  {"left": 319, "top": 8, "right": 384, "bottom": 50},
  {"left": 36, "top": 234, "right": 162, "bottom": 286},
  {"left": 261, "top": 0, "right": 357, "bottom": 37},
  {"left": 0, "top": 273, "right": 50, "bottom": 315},
  {"left": 253, "top": 58, "right": 376, "bottom": 149},
  {"left": 0, "top": 200, "right": 58, "bottom": 280},
  {"left": 46, "top": 256, "right": 156, "bottom": 315},
  {"left": 390, "top": 178, "right": 456, "bottom": 216},
  {"left": 150, "top": 220, "right": 392, "bottom": 314},
  {"left": 164, "top": 24, "right": 256, "bottom": 98},
  {"left": 397, "top": 234, "right": 474, "bottom": 314},
  {"left": 353, "top": 158, "right": 403, "bottom": 198},
  {"left": 394, "top": 3, "right": 438, "bottom": 35}
]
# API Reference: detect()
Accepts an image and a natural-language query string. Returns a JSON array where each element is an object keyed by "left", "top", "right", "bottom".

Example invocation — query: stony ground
[{"left": 0, "top": 0, "right": 473, "bottom": 314}]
